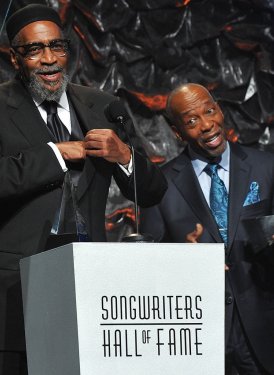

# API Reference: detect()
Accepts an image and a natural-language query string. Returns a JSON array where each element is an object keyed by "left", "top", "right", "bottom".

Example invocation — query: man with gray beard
[
  {"left": 27, "top": 64, "right": 69, "bottom": 102},
  {"left": 0, "top": 4, "right": 167, "bottom": 374}
]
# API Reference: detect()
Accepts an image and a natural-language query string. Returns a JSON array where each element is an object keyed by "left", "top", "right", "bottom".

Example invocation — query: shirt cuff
[
  {"left": 48, "top": 142, "right": 68, "bottom": 172},
  {"left": 118, "top": 155, "right": 133, "bottom": 176}
]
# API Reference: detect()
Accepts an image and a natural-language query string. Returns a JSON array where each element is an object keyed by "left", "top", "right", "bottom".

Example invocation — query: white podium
[{"left": 20, "top": 242, "right": 225, "bottom": 375}]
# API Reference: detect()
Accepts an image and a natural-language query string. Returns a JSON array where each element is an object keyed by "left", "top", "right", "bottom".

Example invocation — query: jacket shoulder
[
  {"left": 232, "top": 142, "right": 274, "bottom": 165},
  {"left": 68, "top": 83, "right": 115, "bottom": 105},
  {"left": 160, "top": 150, "right": 188, "bottom": 176},
  {"left": 0, "top": 79, "right": 16, "bottom": 96}
]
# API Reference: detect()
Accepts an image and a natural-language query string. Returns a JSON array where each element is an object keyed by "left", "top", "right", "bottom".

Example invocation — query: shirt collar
[{"left": 189, "top": 142, "right": 230, "bottom": 177}]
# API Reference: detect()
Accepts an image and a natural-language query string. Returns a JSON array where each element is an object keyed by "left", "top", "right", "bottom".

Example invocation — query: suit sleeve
[
  {"left": 112, "top": 107, "right": 168, "bottom": 207},
  {"left": 76, "top": 87, "right": 168, "bottom": 206},
  {"left": 0, "top": 144, "right": 65, "bottom": 199},
  {"left": 113, "top": 150, "right": 167, "bottom": 207},
  {"left": 260, "top": 160, "right": 274, "bottom": 267}
]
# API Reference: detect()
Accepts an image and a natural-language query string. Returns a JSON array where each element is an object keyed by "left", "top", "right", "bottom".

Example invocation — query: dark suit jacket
[
  {"left": 140, "top": 142, "right": 274, "bottom": 374},
  {"left": 0, "top": 78, "right": 167, "bottom": 352}
]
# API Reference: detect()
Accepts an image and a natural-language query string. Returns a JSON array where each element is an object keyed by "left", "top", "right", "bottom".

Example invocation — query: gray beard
[{"left": 25, "top": 67, "right": 69, "bottom": 102}]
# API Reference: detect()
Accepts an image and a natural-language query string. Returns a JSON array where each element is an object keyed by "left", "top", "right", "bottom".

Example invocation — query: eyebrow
[{"left": 15, "top": 38, "right": 63, "bottom": 46}]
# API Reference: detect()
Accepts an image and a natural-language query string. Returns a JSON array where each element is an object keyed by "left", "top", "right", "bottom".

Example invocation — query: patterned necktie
[
  {"left": 205, "top": 163, "right": 228, "bottom": 245},
  {"left": 43, "top": 101, "right": 70, "bottom": 142}
]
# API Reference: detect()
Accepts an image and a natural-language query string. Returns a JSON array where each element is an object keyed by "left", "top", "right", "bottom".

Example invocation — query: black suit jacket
[
  {"left": 141, "top": 142, "right": 274, "bottom": 374},
  {"left": 0, "top": 78, "right": 167, "bottom": 352}
]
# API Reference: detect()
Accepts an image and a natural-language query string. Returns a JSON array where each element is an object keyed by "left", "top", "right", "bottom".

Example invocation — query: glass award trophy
[{"left": 51, "top": 172, "right": 89, "bottom": 242}]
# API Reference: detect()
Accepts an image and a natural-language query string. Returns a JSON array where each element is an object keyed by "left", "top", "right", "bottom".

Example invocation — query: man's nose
[
  {"left": 40, "top": 47, "right": 57, "bottom": 64},
  {"left": 200, "top": 117, "right": 214, "bottom": 131}
]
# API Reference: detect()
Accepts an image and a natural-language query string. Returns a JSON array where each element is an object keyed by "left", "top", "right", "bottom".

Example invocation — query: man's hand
[
  {"left": 56, "top": 141, "right": 86, "bottom": 161},
  {"left": 84, "top": 129, "right": 131, "bottom": 164},
  {"left": 186, "top": 223, "right": 203, "bottom": 243},
  {"left": 186, "top": 223, "right": 229, "bottom": 271}
]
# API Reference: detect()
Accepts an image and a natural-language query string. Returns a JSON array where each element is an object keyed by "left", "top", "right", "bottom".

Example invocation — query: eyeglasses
[{"left": 12, "top": 39, "right": 70, "bottom": 60}]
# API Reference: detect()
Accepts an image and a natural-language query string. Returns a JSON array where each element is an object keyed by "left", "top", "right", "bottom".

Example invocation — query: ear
[
  {"left": 10, "top": 49, "right": 20, "bottom": 70},
  {"left": 171, "top": 125, "right": 184, "bottom": 142}
]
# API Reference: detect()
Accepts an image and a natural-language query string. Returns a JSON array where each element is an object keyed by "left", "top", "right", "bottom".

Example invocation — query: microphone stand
[{"left": 117, "top": 115, "right": 154, "bottom": 243}]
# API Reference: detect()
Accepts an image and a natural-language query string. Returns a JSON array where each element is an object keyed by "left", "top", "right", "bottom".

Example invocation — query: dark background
[{"left": 1, "top": 0, "right": 274, "bottom": 240}]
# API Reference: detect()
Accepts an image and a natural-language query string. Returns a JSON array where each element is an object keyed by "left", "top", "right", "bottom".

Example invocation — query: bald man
[{"left": 141, "top": 83, "right": 274, "bottom": 374}]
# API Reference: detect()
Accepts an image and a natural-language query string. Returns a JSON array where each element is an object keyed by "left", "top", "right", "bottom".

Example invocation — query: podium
[{"left": 20, "top": 242, "right": 225, "bottom": 375}]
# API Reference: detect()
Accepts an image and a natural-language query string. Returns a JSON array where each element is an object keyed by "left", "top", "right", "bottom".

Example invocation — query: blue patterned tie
[{"left": 205, "top": 163, "right": 228, "bottom": 245}]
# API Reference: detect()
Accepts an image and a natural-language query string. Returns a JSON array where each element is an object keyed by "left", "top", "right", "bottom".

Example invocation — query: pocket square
[{"left": 243, "top": 181, "right": 260, "bottom": 206}]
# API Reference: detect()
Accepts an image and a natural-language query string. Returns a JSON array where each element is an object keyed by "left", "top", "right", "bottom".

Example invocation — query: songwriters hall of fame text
[{"left": 100, "top": 295, "right": 203, "bottom": 357}]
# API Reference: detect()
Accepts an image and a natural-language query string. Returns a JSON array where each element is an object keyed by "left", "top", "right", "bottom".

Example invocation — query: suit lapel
[
  {"left": 227, "top": 143, "right": 251, "bottom": 254},
  {"left": 7, "top": 81, "right": 100, "bottom": 201},
  {"left": 7, "top": 80, "right": 51, "bottom": 145},
  {"left": 67, "top": 84, "right": 106, "bottom": 133},
  {"left": 172, "top": 151, "right": 222, "bottom": 242}
]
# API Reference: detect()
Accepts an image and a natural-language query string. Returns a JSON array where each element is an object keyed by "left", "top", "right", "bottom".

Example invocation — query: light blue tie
[{"left": 205, "top": 163, "right": 228, "bottom": 245}]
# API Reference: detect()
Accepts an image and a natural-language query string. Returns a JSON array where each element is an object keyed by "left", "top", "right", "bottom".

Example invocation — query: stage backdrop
[{"left": 1, "top": 0, "right": 274, "bottom": 240}]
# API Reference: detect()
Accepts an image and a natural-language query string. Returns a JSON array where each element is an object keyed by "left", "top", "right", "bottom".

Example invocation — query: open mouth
[
  {"left": 203, "top": 133, "right": 223, "bottom": 148},
  {"left": 38, "top": 70, "right": 62, "bottom": 82}
]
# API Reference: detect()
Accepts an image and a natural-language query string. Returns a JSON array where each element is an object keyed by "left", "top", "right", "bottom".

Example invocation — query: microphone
[
  {"left": 105, "top": 100, "right": 154, "bottom": 242},
  {"left": 104, "top": 100, "right": 129, "bottom": 123}
]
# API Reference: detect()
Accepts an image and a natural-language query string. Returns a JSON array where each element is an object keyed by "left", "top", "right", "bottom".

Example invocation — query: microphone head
[{"left": 104, "top": 100, "right": 129, "bottom": 123}]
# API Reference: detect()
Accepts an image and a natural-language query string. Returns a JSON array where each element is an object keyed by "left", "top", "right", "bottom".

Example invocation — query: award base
[{"left": 121, "top": 233, "right": 154, "bottom": 243}]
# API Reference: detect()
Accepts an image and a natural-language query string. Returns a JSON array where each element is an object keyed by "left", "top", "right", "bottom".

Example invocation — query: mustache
[{"left": 33, "top": 65, "right": 64, "bottom": 74}]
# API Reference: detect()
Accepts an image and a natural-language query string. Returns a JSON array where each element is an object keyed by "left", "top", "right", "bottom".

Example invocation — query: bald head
[
  {"left": 166, "top": 83, "right": 214, "bottom": 124},
  {"left": 166, "top": 83, "right": 227, "bottom": 159}
]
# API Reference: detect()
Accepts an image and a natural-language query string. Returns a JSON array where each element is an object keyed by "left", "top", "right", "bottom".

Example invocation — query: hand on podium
[{"left": 186, "top": 223, "right": 203, "bottom": 243}]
